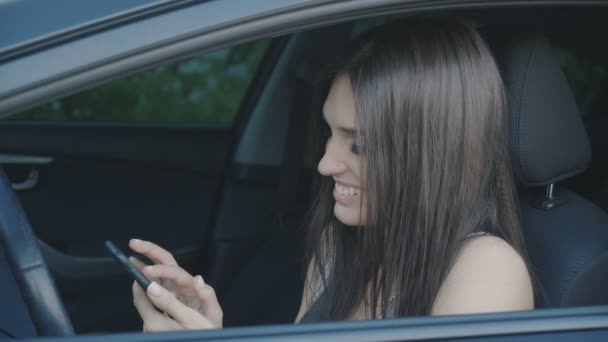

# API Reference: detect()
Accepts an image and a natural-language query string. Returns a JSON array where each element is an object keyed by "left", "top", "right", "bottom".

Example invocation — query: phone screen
[{"left": 105, "top": 240, "right": 151, "bottom": 290}]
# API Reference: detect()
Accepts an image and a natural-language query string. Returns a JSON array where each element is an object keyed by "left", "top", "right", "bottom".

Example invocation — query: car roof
[{"left": 0, "top": 0, "right": 163, "bottom": 52}]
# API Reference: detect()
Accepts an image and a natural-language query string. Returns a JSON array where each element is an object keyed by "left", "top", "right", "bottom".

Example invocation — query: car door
[
  {"left": 4, "top": 0, "right": 608, "bottom": 341},
  {"left": 17, "top": 306, "right": 608, "bottom": 342},
  {"left": 0, "top": 1, "right": 283, "bottom": 332}
]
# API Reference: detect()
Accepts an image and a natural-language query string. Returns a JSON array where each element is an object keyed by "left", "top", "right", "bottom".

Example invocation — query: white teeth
[{"left": 335, "top": 184, "right": 359, "bottom": 197}]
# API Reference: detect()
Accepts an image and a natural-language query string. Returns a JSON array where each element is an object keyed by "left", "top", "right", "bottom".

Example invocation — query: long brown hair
[{"left": 304, "top": 18, "right": 528, "bottom": 320}]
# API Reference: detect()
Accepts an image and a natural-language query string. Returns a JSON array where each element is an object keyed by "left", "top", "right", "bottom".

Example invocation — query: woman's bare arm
[{"left": 431, "top": 235, "right": 533, "bottom": 315}]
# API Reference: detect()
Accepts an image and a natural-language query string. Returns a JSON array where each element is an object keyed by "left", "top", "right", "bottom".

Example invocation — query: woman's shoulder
[
  {"left": 430, "top": 234, "right": 534, "bottom": 315},
  {"left": 458, "top": 234, "right": 524, "bottom": 266},
  {"left": 457, "top": 233, "right": 524, "bottom": 274}
]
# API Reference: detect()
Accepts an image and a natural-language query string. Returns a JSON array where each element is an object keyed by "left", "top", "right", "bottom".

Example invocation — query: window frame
[
  {"left": 3, "top": 0, "right": 608, "bottom": 340},
  {"left": 22, "top": 306, "right": 608, "bottom": 342}
]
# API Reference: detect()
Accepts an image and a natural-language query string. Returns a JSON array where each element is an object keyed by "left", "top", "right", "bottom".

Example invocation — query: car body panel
[
  {"left": 18, "top": 307, "right": 608, "bottom": 341},
  {"left": 0, "top": 0, "right": 161, "bottom": 53}
]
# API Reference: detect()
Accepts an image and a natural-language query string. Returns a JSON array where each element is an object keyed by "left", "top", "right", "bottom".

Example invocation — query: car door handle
[
  {"left": 0, "top": 154, "right": 53, "bottom": 165},
  {"left": 0, "top": 154, "right": 53, "bottom": 191},
  {"left": 10, "top": 169, "right": 40, "bottom": 191}
]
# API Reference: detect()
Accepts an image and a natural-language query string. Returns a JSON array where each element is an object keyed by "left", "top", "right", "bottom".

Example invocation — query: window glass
[
  {"left": 557, "top": 47, "right": 608, "bottom": 117},
  {"left": 10, "top": 40, "right": 270, "bottom": 124}
]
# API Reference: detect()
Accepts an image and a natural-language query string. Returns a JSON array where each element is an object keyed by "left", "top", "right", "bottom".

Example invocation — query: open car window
[
  {"left": 2, "top": 0, "right": 608, "bottom": 341},
  {"left": 6, "top": 40, "right": 269, "bottom": 125}
]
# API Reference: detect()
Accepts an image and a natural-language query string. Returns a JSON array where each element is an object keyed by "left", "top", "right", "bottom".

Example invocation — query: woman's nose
[{"left": 317, "top": 147, "right": 347, "bottom": 176}]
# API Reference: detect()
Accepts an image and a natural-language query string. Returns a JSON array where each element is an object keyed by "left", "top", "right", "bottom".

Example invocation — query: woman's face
[{"left": 318, "top": 74, "right": 367, "bottom": 226}]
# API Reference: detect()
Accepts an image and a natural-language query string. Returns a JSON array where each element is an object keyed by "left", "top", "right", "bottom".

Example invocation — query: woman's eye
[{"left": 350, "top": 143, "right": 360, "bottom": 155}]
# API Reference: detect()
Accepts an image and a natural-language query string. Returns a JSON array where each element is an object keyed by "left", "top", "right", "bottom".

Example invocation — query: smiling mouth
[
  {"left": 334, "top": 183, "right": 359, "bottom": 197},
  {"left": 333, "top": 183, "right": 360, "bottom": 206}
]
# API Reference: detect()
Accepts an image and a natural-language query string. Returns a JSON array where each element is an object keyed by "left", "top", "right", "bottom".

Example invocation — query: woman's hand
[{"left": 129, "top": 238, "right": 223, "bottom": 332}]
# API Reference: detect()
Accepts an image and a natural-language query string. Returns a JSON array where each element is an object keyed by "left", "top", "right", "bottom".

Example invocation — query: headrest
[{"left": 485, "top": 30, "right": 591, "bottom": 187}]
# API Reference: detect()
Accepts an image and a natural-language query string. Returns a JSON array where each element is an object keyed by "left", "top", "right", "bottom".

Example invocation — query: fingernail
[
  {"left": 131, "top": 238, "right": 142, "bottom": 245},
  {"left": 195, "top": 275, "right": 205, "bottom": 288},
  {"left": 148, "top": 282, "right": 163, "bottom": 297},
  {"left": 143, "top": 266, "right": 154, "bottom": 273}
]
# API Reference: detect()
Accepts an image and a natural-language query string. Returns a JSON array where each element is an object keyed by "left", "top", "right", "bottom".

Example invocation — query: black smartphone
[{"left": 105, "top": 240, "right": 151, "bottom": 290}]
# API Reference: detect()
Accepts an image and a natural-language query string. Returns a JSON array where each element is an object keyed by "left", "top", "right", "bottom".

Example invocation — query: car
[{"left": 1, "top": 0, "right": 608, "bottom": 341}]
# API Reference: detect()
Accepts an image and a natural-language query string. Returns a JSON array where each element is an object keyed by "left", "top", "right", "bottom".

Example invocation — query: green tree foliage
[
  {"left": 12, "top": 40, "right": 270, "bottom": 124},
  {"left": 558, "top": 48, "right": 607, "bottom": 116}
]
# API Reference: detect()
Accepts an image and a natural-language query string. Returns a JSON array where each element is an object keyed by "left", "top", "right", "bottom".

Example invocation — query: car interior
[{"left": 2, "top": 4, "right": 608, "bottom": 339}]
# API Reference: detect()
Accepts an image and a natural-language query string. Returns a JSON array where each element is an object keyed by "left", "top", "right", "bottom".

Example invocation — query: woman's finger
[
  {"left": 129, "top": 256, "right": 148, "bottom": 272},
  {"left": 142, "top": 266, "right": 222, "bottom": 327},
  {"left": 129, "top": 239, "right": 177, "bottom": 265},
  {"left": 142, "top": 264, "right": 193, "bottom": 288},
  {"left": 130, "top": 257, "right": 168, "bottom": 287},
  {"left": 145, "top": 282, "right": 214, "bottom": 329},
  {"left": 192, "top": 275, "right": 223, "bottom": 327},
  {"left": 132, "top": 282, "right": 170, "bottom": 325}
]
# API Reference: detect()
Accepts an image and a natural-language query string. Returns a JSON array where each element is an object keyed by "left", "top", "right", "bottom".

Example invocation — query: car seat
[{"left": 488, "top": 29, "right": 608, "bottom": 307}]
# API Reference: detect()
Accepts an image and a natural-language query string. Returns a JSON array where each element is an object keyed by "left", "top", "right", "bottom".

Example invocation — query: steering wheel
[{"left": 0, "top": 167, "right": 74, "bottom": 336}]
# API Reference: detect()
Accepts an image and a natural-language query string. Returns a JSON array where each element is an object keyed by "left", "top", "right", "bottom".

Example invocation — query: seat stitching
[
  {"left": 560, "top": 249, "right": 608, "bottom": 305},
  {"left": 517, "top": 36, "right": 540, "bottom": 183}
]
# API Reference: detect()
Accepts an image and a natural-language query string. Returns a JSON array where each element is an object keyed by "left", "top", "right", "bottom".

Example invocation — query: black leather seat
[{"left": 488, "top": 29, "right": 608, "bottom": 308}]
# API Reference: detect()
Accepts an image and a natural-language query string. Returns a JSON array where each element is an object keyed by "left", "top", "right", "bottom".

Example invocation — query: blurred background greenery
[
  {"left": 8, "top": 35, "right": 606, "bottom": 125},
  {"left": 11, "top": 40, "right": 270, "bottom": 125},
  {"left": 559, "top": 48, "right": 607, "bottom": 117}
]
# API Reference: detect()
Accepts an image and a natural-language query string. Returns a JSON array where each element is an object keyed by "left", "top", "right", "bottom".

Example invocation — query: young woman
[{"left": 130, "top": 18, "right": 534, "bottom": 331}]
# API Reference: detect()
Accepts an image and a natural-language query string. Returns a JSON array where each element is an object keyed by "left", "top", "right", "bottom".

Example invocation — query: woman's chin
[{"left": 334, "top": 203, "right": 364, "bottom": 227}]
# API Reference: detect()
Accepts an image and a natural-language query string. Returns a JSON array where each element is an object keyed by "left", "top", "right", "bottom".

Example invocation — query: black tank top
[
  {"left": 299, "top": 290, "right": 329, "bottom": 323},
  {"left": 299, "top": 231, "right": 491, "bottom": 323}
]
